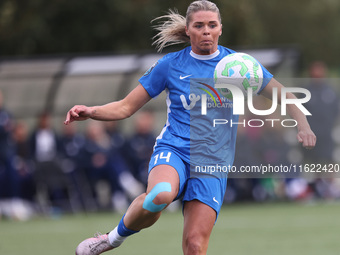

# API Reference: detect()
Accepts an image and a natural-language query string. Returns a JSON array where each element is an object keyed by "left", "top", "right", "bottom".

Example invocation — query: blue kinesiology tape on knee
[{"left": 143, "top": 182, "right": 172, "bottom": 213}]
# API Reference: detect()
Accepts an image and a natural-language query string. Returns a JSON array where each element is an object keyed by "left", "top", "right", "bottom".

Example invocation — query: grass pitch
[{"left": 1, "top": 201, "right": 339, "bottom": 255}]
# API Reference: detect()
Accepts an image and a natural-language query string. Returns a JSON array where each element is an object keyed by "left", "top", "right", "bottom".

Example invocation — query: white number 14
[{"left": 153, "top": 152, "right": 172, "bottom": 165}]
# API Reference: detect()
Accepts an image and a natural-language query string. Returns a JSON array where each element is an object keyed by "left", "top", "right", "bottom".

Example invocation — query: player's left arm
[{"left": 260, "top": 78, "right": 316, "bottom": 149}]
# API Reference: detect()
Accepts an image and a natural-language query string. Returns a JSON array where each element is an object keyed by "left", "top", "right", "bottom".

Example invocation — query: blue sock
[{"left": 117, "top": 215, "right": 139, "bottom": 237}]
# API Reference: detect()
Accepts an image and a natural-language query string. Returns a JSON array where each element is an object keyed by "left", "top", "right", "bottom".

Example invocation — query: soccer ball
[{"left": 214, "top": 52, "right": 263, "bottom": 99}]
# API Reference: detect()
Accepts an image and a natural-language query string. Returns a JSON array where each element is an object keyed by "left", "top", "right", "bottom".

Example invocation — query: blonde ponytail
[{"left": 152, "top": 10, "right": 189, "bottom": 53}]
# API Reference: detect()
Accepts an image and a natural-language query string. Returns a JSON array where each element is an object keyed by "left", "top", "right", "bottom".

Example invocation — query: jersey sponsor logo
[
  {"left": 180, "top": 74, "right": 193, "bottom": 80},
  {"left": 180, "top": 94, "right": 200, "bottom": 110},
  {"left": 180, "top": 82, "right": 223, "bottom": 110}
]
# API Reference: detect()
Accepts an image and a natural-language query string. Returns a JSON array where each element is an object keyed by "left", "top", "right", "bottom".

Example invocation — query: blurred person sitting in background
[
  {"left": 123, "top": 110, "right": 156, "bottom": 187},
  {"left": 0, "top": 89, "right": 19, "bottom": 200},
  {"left": 303, "top": 61, "right": 339, "bottom": 164},
  {"left": 59, "top": 122, "right": 92, "bottom": 212},
  {"left": 12, "top": 121, "right": 36, "bottom": 202},
  {"left": 228, "top": 116, "right": 262, "bottom": 203},
  {"left": 302, "top": 61, "right": 340, "bottom": 200},
  {"left": 30, "top": 112, "right": 61, "bottom": 165},
  {"left": 30, "top": 111, "right": 67, "bottom": 212},
  {"left": 0, "top": 91, "right": 36, "bottom": 220},
  {"left": 0, "top": 89, "right": 24, "bottom": 220},
  {"left": 80, "top": 121, "right": 143, "bottom": 213},
  {"left": 103, "top": 121, "right": 126, "bottom": 152}
]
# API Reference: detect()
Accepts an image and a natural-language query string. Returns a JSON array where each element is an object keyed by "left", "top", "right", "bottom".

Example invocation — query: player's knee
[
  {"left": 183, "top": 229, "right": 210, "bottom": 255},
  {"left": 152, "top": 189, "right": 173, "bottom": 205},
  {"left": 183, "top": 234, "right": 204, "bottom": 255},
  {"left": 143, "top": 182, "right": 172, "bottom": 213}
]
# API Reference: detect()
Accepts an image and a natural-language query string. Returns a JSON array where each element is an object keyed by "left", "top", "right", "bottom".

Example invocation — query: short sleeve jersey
[{"left": 139, "top": 45, "right": 273, "bottom": 167}]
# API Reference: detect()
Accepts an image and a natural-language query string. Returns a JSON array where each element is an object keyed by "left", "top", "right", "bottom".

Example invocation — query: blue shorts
[{"left": 148, "top": 146, "right": 227, "bottom": 218}]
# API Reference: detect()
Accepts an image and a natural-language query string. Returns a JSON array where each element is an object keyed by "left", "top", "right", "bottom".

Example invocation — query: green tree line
[{"left": 0, "top": 0, "right": 339, "bottom": 69}]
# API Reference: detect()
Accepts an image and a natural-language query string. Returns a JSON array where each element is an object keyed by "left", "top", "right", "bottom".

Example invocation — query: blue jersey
[{"left": 139, "top": 45, "right": 273, "bottom": 173}]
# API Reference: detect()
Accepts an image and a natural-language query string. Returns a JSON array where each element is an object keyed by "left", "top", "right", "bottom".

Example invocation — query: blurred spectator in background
[
  {"left": 80, "top": 121, "right": 143, "bottom": 213},
  {"left": 228, "top": 116, "right": 262, "bottom": 203},
  {"left": 30, "top": 112, "right": 61, "bottom": 164},
  {"left": 104, "top": 121, "right": 126, "bottom": 152},
  {"left": 0, "top": 90, "right": 19, "bottom": 199},
  {"left": 80, "top": 121, "right": 120, "bottom": 210},
  {"left": 30, "top": 112, "right": 67, "bottom": 213},
  {"left": 303, "top": 61, "right": 339, "bottom": 164},
  {"left": 60, "top": 122, "right": 86, "bottom": 174},
  {"left": 302, "top": 61, "right": 340, "bottom": 199},
  {"left": 255, "top": 120, "right": 291, "bottom": 202},
  {"left": 12, "top": 121, "right": 35, "bottom": 201},
  {"left": 59, "top": 122, "right": 93, "bottom": 212},
  {"left": 261, "top": 118, "right": 291, "bottom": 167},
  {"left": 0, "top": 91, "right": 36, "bottom": 220},
  {"left": 123, "top": 110, "right": 156, "bottom": 186}
]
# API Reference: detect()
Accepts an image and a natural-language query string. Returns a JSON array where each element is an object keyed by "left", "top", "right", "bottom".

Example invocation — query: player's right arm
[{"left": 64, "top": 83, "right": 151, "bottom": 125}]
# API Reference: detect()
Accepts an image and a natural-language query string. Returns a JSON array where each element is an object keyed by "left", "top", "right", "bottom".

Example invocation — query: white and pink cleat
[{"left": 75, "top": 233, "right": 114, "bottom": 255}]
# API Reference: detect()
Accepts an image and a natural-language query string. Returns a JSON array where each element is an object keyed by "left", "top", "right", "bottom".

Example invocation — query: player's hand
[
  {"left": 297, "top": 128, "right": 316, "bottom": 149},
  {"left": 64, "top": 105, "right": 93, "bottom": 125}
]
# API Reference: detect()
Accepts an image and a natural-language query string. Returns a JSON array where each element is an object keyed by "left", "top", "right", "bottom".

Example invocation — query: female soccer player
[{"left": 64, "top": 1, "right": 316, "bottom": 254}]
